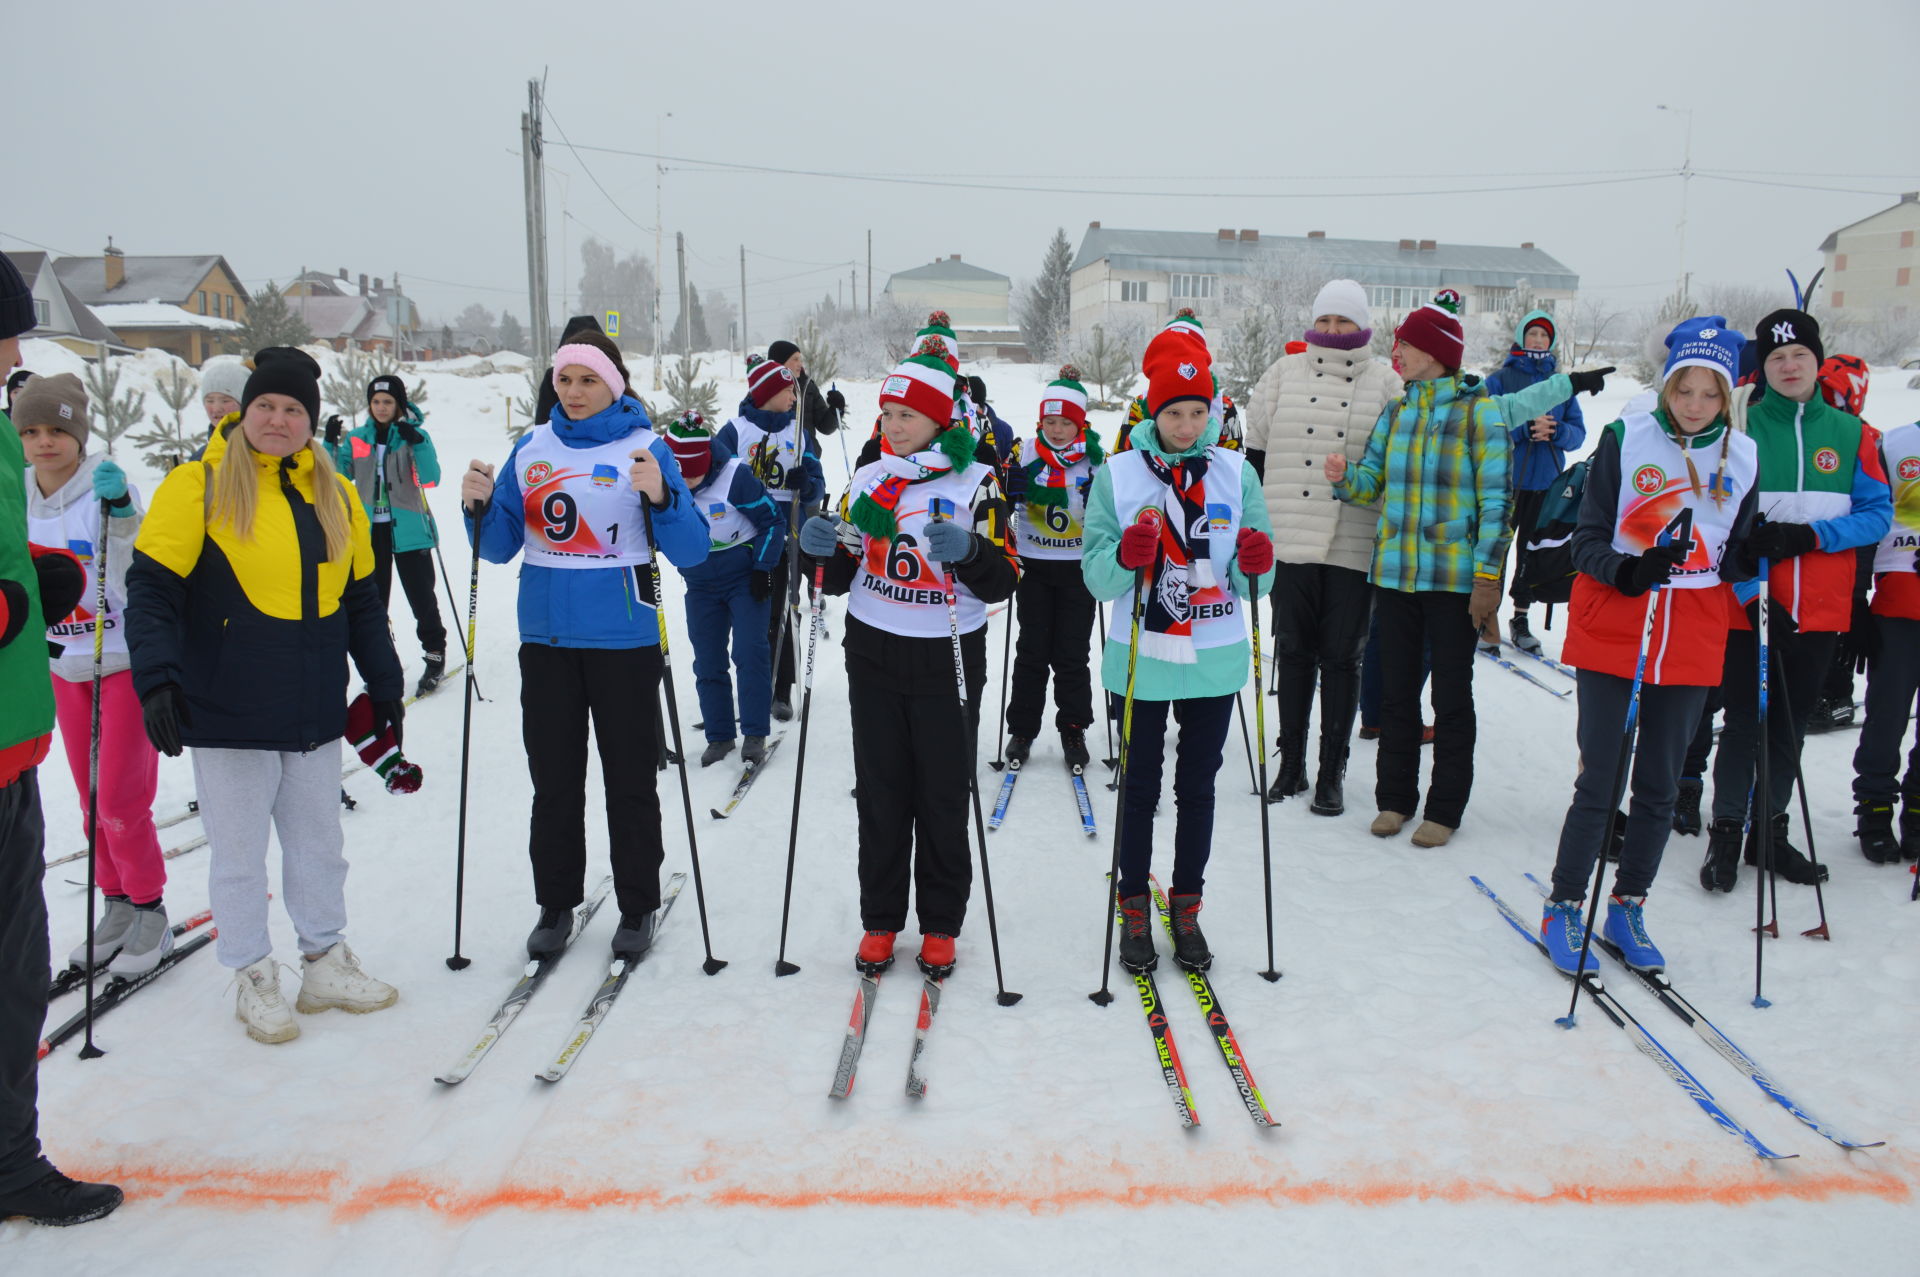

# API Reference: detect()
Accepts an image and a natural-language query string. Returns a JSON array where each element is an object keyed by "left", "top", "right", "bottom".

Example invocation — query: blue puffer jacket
[
  {"left": 468, "top": 396, "right": 709, "bottom": 648},
  {"left": 1482, "top": 309, "right": 1586, "bottom": 492},
  {"left": 681, "top": 440, "right": 785, "bottom": 586}
]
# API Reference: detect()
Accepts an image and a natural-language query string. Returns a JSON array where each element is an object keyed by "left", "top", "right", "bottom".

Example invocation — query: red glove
[
  {"left": 1236, "top": 528, "right": 1274, "bottom": 576},
  {"left": 1118, "top": 513, "right": 1160, "bottom": 570}
]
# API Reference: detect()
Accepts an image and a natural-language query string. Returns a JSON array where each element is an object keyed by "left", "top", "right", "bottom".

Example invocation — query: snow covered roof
[
  {"left": 889, "top": 257, "right": 1010, "bottom": 284},
  {"left": 53, "top": 254, "right": 244, "bottom": 306},
  {"left": 293, "top": 295, "right": 397, "bottom": 343},
  {"left": 1071, "top": 227, "right": 1578, "bottom": 291},
  {"left": 92, "top": 302, "right": 241, "bottom": 331}
]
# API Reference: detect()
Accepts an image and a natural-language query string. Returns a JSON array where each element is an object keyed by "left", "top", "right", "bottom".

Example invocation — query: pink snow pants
[{"left": 52, "top": 670, "right": 165, "bottom": 904}]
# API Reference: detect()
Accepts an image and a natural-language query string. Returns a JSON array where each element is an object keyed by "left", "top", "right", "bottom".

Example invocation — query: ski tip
[
  {"left": 702, "top": 958, "right": 729, "bottom": 976},
  {"left": 996, "top": 991, "right": 1024, "bottom": 1007},
  {"left": 774, "top": 960, "right": 802, "bottom": 977},
  {"left": 445, "top": 955, "right": 472, "bottom": 971}
]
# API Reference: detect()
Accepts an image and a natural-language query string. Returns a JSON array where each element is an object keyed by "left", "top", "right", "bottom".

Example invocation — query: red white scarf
[{"left": 1136, "top": 453, "right": 1215, "bottom": 664}]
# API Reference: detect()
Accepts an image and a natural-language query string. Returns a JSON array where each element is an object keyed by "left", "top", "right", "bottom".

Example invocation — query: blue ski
[
  {"left": 1478, "top": 647, "right": 1571, "bottom": 699},
  {"left": 987, "top": 765, "right": 1019, "bottom": 831},
  {"left": 1503, "top": 639, "right": 1578, "bottom": 681},
  {"left": 1522, "top": 874, "right": 1882, "bottom": 1150},
  {"left": 1070, "top": 768, "right": 1097, "bottom": 837},
  {"left": 1469, "top": 875, "right": 1795, "bottom": 1161}
]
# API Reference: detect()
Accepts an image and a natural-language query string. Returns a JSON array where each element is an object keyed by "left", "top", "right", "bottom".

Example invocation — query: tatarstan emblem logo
[
  {"left": 1633, "top": 464, "right": 1666, "bottom": 495},
  {"left": 1899, "top": 457, "right": 1920, "bottom": 482},
  {"left": 1813, "top": 447, "right": 1840, "bottom": 474}
]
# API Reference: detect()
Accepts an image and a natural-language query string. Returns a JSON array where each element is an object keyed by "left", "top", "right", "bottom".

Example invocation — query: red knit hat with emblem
[
  {"left": 748, "top": 358, "right": 796, "bottom": 409},
  {"left": 1393, "top": 288, "right": 1466, "bottom": 372},
  {"left": 1142, "top": 326, "right": 1213, "bottom": 418}
]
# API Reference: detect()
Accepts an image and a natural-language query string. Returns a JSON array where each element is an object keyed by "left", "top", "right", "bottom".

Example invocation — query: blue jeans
[
  {"left": 1117, "top": 694, "right": 1236, "bottom": 899},
  {"left": 685, "top": 554, "right": 773, "bottom": 741}
]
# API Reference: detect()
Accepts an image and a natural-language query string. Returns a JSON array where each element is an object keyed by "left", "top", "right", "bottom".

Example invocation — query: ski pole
[
  {"left": 1770, "top": 664, "right": 1832, "bottom": 940},
  {"left": 78, "top": 499, "right": 111, "bottom": 1058},
  {"left": 423, "top": 500, "right": 484, "bottom": 701},
  {"left": 446, "top": 500, "right": 485, "bottom": 971},
  {"left": 932, "top": 502, "right": 1020, "bottom": 1006},
  {"left": 1233, "top": 689, "right": 1257, "bottom": 796},
  {"left": 988, "top": 601, "right": 1013, "bottom": 771},
  {"left": 1091, "top": 511, "right": 1157, "bottom": 1006},
  {"left": 1249, "top": 564, "right": 1281, "bottom": 983},
  {"left": 1097, "top": 602, "right": 1117, "bottom": 771},
  {"left": 774, "top": 559, "right": 827, "bottom": 977},
  {"left": 1752, "top": 557, "right": 1774, "bottom": 1007},
  {"left": 641, "top": 499, "right": 727, "bottom": 975}
]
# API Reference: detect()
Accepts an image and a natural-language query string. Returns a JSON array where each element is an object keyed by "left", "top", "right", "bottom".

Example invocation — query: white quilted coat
[{"left": 1244, "top": 347, "right": 1403, "bottom": 574}]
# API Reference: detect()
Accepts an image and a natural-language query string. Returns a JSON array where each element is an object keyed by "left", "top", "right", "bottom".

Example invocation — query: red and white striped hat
[
  {"left": 748, "top": 358, "right": 796, "bottom": 408},
  {"left": 878, "top": 337, "right": 961, "bottom": 425}
]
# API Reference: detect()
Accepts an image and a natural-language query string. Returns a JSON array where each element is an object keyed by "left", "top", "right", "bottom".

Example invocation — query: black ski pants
[
  {"left": 1006, "top": 557, "right": 1096, "bottom": 740},
  {"left": 370, "top": 523, "right": 448, "bottom": 655},
  {"left": 1549, "top": 671, "right": 1708, "bottom": 900},
  {"left": 1116, "top": 694, "right": 1235, "bottom": 899},
  {"left": 766, "top": 580, "right": 797, "bottom": 702},
  {"left": 1374, "top": 587, "right": 1479, "bottom": 827},
  {"left": 1711, "top": 607, "right": 1836, "bottom": 824},
  {"left": 1507, "top": 487, "right": 1549, "bottom": 609},
  {"left": 1853, "top": 614, "right": 1920, "bottom": 803},
  {"left": 847, "top": 626, "right": 986, "bottom": 937},
  {"left": 519, "top": 643, "right": 666, "bottom": 919},
  {"left": 0, "top": 770, "right": 53, "bottom": 1194},
  {"left": 1681, "top": 685, "right": 1723, "bottom": 779},
  {"left": 1271, "top": 562, "right": 1371, "bottom": 753}
]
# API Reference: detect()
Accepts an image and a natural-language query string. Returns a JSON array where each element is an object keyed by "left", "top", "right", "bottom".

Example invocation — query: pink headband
[{"left": 551, "top": 344, "right": 626, "bottom": 399}]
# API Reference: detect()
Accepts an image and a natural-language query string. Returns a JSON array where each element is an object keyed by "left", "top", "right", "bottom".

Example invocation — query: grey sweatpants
[{"left": 191, "top": 740, "right": 349, "bottom": 969}]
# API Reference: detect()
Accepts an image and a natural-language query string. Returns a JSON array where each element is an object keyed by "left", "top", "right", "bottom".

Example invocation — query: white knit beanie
[
  {"left": 198, "top": 357, "right": 251, "bottom": 406},
  {"left": 1310, "top": 279, "right": 1372, "bottom": 329}
]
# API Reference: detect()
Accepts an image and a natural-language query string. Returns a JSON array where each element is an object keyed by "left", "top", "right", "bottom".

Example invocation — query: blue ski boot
[
  {"left": 1540, "top": 899, "right": 1599, "bottom": 976},
  {"left": 1602, "top": 895, "right": 1665, "bottom": 972}
]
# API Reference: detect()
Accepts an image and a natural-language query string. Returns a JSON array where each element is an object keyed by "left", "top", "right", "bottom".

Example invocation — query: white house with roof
[
  {"left": 883, "top": 255, "right": 1027, "bottom": 360},
  {"left": 3, "top": 251, "right": 128, "bottom": 357},
  {"left": 1068, "top": 223, "right": 1578, "bottom": 341},
  {"left": 1820, "top": 192, "right": 1920, "bottom": 323}
]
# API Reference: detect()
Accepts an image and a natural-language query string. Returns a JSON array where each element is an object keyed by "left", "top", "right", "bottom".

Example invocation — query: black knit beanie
[
  {"left": 0, "top": 253, "right": 34, "bottom": 341},
  {"left": 366, "top": 374, "right": 412, "bottom": 419},
  {"left": 1753, "top": 308, "right": 1824, "bottom": 367},
  {"left": 242, "top": 346, "right": 323, "bottom": 427},
  {"left": 766, "top": 340, "right": 800, "bottom": 366}
]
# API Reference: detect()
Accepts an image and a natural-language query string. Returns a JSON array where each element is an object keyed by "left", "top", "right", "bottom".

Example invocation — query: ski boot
[
  {"left": 855, "top": 929, "right": 896, "bottom": 975},
  {"left": 742, "top": 735, "right": 768, "bottom": 766},
  {"left": 917, "top": 933, "right": 955, "bottom": 978},
  {"left": 1602, "top": 895, "right": 1665, "bottom": 972},
  {"left": 1265, "top": 732, "right": 1309, "bottom": 802},
  {"left": 1509, "top": 611, "right": 1542, "bottom": 655},
  {"left": 1671, "top": 776, "right": 1703, "bottom": 836},
  {"left": 1060, "top": 727, "right": 1090, "bottom": 771},
  {"left": 106, "top": 901, "right": 172, "bottom": 978},
  {"left": 1004, "top": 735, "right": 1032, "bottom": 768},
  {"left": 1168, "top": 893, "right": 1212, "bottom": 971},
  {"left": 416, "top": 651, "right": 447, "bottom": 699},
  {"left": 527, "top": 906, "right": 571, "bottom": 959},
  {"left": 1540, "top": 899, "right": 1599, "bottom": 975},
  {"left": 700, "top": 738, "right": 736, "bottom": 768},
  {"left": 611, "top": 910, "right": 658, "bottom": 962},
  {"left": 1699, "top": 818, "right": 1742, "bottom": 892},
  {"left": 68, "top": 894, "right": 135, "bottom": 970},
  {"left": 1745, "top": 812, "right": 1828, "bottom": 884},
  {"left": 772, "top": 698, "right": 794, "bottom": 723},
  {"left": 1116, "top": 895, "right": 1157, "bottom": 972},
  {"left": 1855, "top": 800, "right": 1901, "bottom": 863}
]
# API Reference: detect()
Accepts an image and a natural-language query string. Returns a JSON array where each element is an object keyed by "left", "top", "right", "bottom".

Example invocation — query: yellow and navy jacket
[{"left": 127, "top": 439, "right": 403, "bottom": 752}]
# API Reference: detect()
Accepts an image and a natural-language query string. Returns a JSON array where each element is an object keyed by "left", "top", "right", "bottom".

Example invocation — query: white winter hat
[
  {"left": 199, "top": 357, "right": 251, "bottom": 406},
  {"left": 1310, "top": 279, "right": 1372, "bottom": 330}
]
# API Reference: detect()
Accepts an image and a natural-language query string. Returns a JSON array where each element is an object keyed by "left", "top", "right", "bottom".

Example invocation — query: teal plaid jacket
[{"left": 1333, "top": 374, "right": 1512, "bottom": 595}]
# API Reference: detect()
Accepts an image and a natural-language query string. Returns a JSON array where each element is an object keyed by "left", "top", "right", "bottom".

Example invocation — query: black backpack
[{"left": 1521, "top": 459, "right": 1588, "bottom": 607}]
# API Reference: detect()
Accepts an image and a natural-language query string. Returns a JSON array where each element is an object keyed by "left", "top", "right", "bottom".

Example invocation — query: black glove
[
  {"left": 324, "top": 415, "right": 344, "bottom": 446},
  {"left": 1748, "top": 520, "right": 1819, "bottom": 561},
  {"left": 0, "top": 579, "right": 27, "bottom": 648},
  {"left": 141, "top": 685, "right": 188, "bottom": 757},
  {"left": 783, "top": 466, "right": 807, "bottom": 491},
  {"left": 1847, "top": 594, "right": 1880, "bottom": 675},
  {"left": 1567, "top": 366, "right": 1615, "bottom": 397},
  {"left": 749, "top": 570, "right": 774, "bottom": 602},
  {"left": 826, "top": 388, "right": 847, "bottom": 419},
  {"left": 396, "top": 420, "right": 423, "bottom": 446},
  {"left": 34, "top": 549, "right": 84, "bottom": 626},
  {"left": 1613, "top": 544, "right": 1686, "bottom": 598},
  {"left": 1224, "top": 401, "right": 1239, "bottom": 424},
  {"left": 369, "top": 697, "right": 406, "bottom": 750}
]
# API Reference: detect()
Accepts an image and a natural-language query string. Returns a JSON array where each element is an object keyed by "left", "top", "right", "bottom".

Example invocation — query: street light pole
[
  {"left": 1656, "top": 104, "right": 1694, "bottom": 301},
  {"left": 653, "top": 112, "right": 671, "bottom": 390}
]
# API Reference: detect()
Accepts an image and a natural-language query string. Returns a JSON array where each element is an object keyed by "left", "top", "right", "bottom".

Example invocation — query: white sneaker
[
  {"left": 68, "top": 896, "right": 136, "bottom": 969},
  {"left": 296, "top": 942, "right": 397, "bottom": 1015},
  {"left": 107, "top": 904, "right": 173, "bottom": 977},
  {"left": 235, "top": 959, "right": 300, "bottom": 1044}
]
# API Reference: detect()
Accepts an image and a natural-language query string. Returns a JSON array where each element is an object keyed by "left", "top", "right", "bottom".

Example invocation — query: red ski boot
[
  {"left": 917, "top": 933, "right": 955, "bottom": 978},
  {"left": 855, "top": 930, "right": 896, "bottom": 974}
]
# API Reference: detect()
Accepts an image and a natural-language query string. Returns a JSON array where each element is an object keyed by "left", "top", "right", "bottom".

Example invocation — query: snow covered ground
[{"left": 9, "top": 344, "right": 1919, "bottom": 1273}]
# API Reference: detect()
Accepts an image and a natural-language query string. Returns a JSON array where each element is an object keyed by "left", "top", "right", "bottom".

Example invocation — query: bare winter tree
[
  {"left": 578, "top": 237, "right": 657, "bottom": 349},
  {"left": 1226, "top": 244, "right": 1321, "bottom": 337},
  {"left": 455, "top": 303, "right": 498, "bottom": 349},
  {"left": 1567, "top": 294, "right": 1629, "bottom": 363},
  {"left": 1629, "top": 288, "right": 1702, "bottom": 386}
]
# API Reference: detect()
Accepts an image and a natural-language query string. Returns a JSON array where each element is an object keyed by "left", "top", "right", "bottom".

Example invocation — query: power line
[
  {"left": 541, "top": 100, "right": 661, "bottom": 236},
  {"left": 1693, "top": 172, "right": 1908, "bottom": 198}
]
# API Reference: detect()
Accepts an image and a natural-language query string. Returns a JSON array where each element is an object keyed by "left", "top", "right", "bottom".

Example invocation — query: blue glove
[
  {"left": 91, "top": 458, "right": 128, "bottom": 503},
  {"left": 799, "top": 515, "right": 844, "bottom": 558},
  {"left": 923, "top": 518, "right": 975, "bottom": 564}
]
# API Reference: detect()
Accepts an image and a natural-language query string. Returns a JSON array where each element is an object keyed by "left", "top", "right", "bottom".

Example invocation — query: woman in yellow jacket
[{"left": 127, "top": 348, "right": 405, "bottom": 1045}]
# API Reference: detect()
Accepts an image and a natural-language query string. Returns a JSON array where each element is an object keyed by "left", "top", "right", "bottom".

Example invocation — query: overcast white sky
[{"left": 9, "top": 0, "right": 1918, "bottom": 339}]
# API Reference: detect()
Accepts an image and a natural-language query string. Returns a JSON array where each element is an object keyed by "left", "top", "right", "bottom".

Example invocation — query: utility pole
[
  {"left": 740, "top": 245, "right": 748, "bottom": 361},
  {"left": 866, "top": 230, "right": 872, "bottom": 314},
  {"left": 521, "top": 78, "right": 553, "bottom": 374},
  {"left": 675, "top": 230, "right": 689, "bottom": 359},
  {"left": 850, "top": 269, "right": 857, "bottom": 316},
  {"left": 653, "top": 113, "right": 671, "bottom": 390},
  {"left": 1656, "top": 104, "right": 1694, "bottom": 302}
]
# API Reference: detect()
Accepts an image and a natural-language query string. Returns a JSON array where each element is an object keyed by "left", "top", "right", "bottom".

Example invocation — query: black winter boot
[
  {"left": 1060, "top": 727, "right": 1091, "bottom": 771},
  {"left": 1309, "top": 737, "right": 1347, "bottom": 816},
  {"left": 0, "top": 1168, "right": 123, "bottom": 1227},
  {"left": 1116, "top": 895, "right": 1157, "bottom": 972},
  {"left": 1744, "top": 812, "right": 1829, "bottom": 885},
  {"left": 415, "top": 650, "right": 447, "bottom": 698},
  {"left": 1168, "top": 893, "right": 1212, "bottom": 971},
  {"left": 1004, "top": 735, "right": 1032, "bottom": 768},
  {"left": 1672, "top": 777, "right": 1703, "bottom": 836},
  {"left": 1855, "top": 801, "right": 1901, "bottom": 864},
  {"left": 1266, "top": 732, "right": 1309, "bottom": 803},
  {"left": 1700, "top": 818, "right": 1742, "bottom": 892}
]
